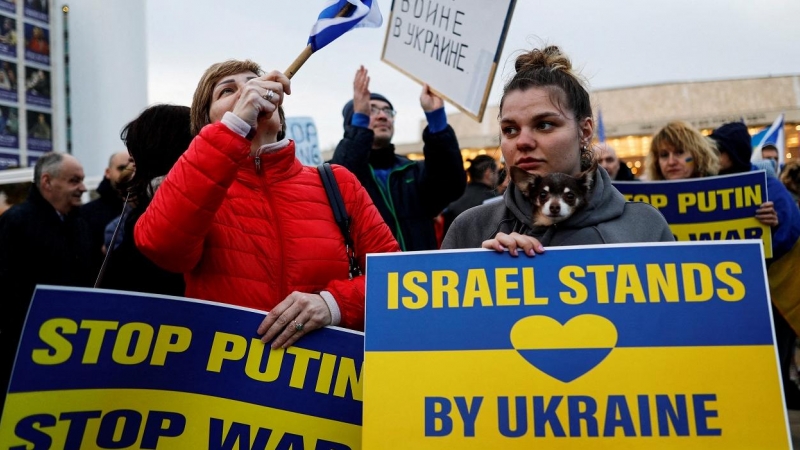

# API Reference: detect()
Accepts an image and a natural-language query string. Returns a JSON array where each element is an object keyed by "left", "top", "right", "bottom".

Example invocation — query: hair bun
[{"left": 514, "top": 45, "right": 572, "bottom": 73}]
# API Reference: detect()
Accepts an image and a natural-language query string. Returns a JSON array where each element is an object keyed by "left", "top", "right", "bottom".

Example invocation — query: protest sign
[
  {"left": 614, "top": 171, "right": 771, "bottom": 257},
  {"left": 0, "top": 287, "right": 363, "bottom": 449},
  {"left": 285, "top": 116, "right": 323, "bottom": 166},
  {"left": 381, "top": 0, "right": 516, "bottom": 121},
  {"left": 363, "top": 242, "right": 789, "bottom": 448}
]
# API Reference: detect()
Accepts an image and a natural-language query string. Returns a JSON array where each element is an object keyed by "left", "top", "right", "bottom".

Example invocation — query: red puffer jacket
[{"left": 134, "top": 123, "right": 399, "bottom": 330}]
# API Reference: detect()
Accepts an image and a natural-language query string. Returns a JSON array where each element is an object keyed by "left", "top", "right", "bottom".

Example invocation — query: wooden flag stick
[
  {"left": 284, "top": 2, "right": 357, "bottom": 79},
  {"left": 285, "top": 45, "right": 313, "bottom": 79}
]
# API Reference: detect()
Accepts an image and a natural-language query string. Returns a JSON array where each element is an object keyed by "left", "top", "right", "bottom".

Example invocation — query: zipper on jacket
[
  {"left": 255, "top": 157, "right": 262, "bottom": 174},
  {"left": 370, "top": 163, "right": 413, "bottom": 251}
]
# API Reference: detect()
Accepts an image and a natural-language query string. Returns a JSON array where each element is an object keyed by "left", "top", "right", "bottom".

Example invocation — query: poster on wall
[
  {"left": 24, "top": 0, "right": 48, "bottom": 23},
  {"left": 0, "top": 150, "right": 19, "bottom": 168},
  {"left": 0, "top": 60, "right": 17, "bottom": 102},
  {"left": 24, "top": 66, "right": 49, "bottom": 107},
  {"left": 0, "top": 15, "right": 16, "bottom": 58},
  {"left": 0, "top": 0, "right": 14, "bottom": 15},
  {"left": 26, "top": 109, "right": 51, "bottom": 151},
  {"left": 0, "top": 104, "right": 18, "bottom": 149},
  {"left": 23, "top": 22, "right": 49, "bottom": 65},
  {"left": 285, "top": 116, "right": 323, "bottom": 166}
]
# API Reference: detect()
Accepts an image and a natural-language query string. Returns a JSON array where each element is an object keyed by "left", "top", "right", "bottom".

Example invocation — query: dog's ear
[
  {"left": 578, "top": 158, "right": 598, "bottom": 190},
  {"left": 510, "top": 166, "right": 539, "bottom": 198}
]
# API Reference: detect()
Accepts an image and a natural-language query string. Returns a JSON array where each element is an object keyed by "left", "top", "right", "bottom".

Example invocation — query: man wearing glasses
[
  {"left": 332, "top": 66, "right": 466, "bottom": 251},
  {"left": 82, "top": 151, "right": 133, "bottom": 272}
]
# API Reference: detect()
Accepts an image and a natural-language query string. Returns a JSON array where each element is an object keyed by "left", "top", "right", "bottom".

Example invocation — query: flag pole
[{"left": 284, "top": 2, "right": 357, "bottom": 79}]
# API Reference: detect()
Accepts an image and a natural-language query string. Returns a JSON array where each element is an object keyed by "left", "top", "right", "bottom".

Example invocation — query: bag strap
[{"left": 318, "top": 163, "right": 362, "bottom": 280}]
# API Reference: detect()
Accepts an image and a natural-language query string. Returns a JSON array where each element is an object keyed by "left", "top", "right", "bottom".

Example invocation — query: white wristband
[
  {"left": 221, "top": 111, "right": 252, "bottom": 138},
  {"left": 319, "top": 291, "right": 341, "bottom": 326}
]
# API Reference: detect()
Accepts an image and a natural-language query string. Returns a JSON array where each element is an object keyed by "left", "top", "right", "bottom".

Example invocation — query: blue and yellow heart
[{"left": 510, "top": 314, "right": 618, "bottom": 383}]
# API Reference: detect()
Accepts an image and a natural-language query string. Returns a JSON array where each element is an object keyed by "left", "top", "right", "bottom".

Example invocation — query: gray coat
[{"left": 442, "top": 167, "right": 674, "bottom": 249}]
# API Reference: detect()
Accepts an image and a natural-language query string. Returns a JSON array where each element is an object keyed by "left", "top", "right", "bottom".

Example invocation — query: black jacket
[
  {"left": 443, "top": 181, "right": 498, "bottom": 233},
  {"left": 331, "top": 124, "right": 466, "bottom": 251},
  {"left": 0, "top": 185, "right": 93, "bottom": 407},
  {"left": 81, "top": 177, "right": 125, "bottom": 272}
]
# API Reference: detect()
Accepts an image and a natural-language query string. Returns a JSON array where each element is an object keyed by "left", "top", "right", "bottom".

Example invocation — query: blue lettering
[
  {"left": 141, "top": 411, "right": 186, "bottom": 449},
  {"left": 637, "top": 395, "right": 653, "bottom": 436},
  {"left": 424, "top": 397, "right": 452, "bottom": 436},
  {"left": 497, "top": 396, "right": 527, "bottom": 437},
  {"left": 604, "top": 395, "right": 636, "bottom": 436},
  {"left": 455, "top": 396, "right": 482, "bottom": 437},
  {"left": 209, "top": 418, "right": 272, "bottom": 450},
  {"left": 97, "top": 409, "right": 141, "bottom": 448},
  {"left": 275, "top": 432, "right": 304, "bottom": 450},
  {"left": 693, "top": 394, "right": 722, "bottom": 436},
  {"left": 315, "top": 440, "right": 351, "bottom": 450},
  {"left": 656, "top": 394, "right": 690, "bottom": 436},
  {"left": 533, "top": 396, "right": 565, "bottom": 437},
  {"left": 11, "top": 414, "right": 56, "bottom": 450},
  {"left": 568, "top": 395, "right": 598, "bottom": 437}
]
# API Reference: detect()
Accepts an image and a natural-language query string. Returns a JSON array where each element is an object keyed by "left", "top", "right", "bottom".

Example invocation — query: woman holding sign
[
  {"left": 135, "top": 60, "right": 399, "bottom": 349},
  {"left": 442, "top": 46, "right": 673, "bottom": 252}
]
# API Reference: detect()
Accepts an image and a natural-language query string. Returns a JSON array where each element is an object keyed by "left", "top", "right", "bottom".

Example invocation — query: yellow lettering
[
  {"left": 678, "top": 192, "right": 696, "bottom": 214},
  {"left": 432, "top": 270, "right": 459, "bottom": 308},
  {"left": 79, "top": 320, "right": 118, "bottom": 364},
  {"left": 717, "top": 188, "right": 733, "bottom": 209},
  {"left": 402, "top": 271, "right": 428, "bottom": 309},
  {"left": 112, "top": 322, "right": 154, "bottom": 365},
  {"left": 646, "top": 264, "right": 680, "bottom": 302},
  {"left": 614, "top": 264, "right": 646, "bottom": 303},
  {"left": 315, "top": 353, "right": 337, "bottom": 395},
  {"left": 150, "top": 325, "right": 192, "bottom": 366},
  {"left": 245, "top": 340, "right": 284, "bottom": 382},
  {"left": 682, "top": 263, "right": 714, "bottom": 302},
  {"left": 559, "top": 266, "right": 587, "bottom": 305},
  {"left": 495, "top": 268, "right": 520, "bottom": 306},
  {"left": 32, "top": 318, "right": 77, "bottom": 365},
  {"left": 334, "top": 357, "right": 362, "bottom": 401},
  {"left": 715, "top": 262, "right": 745, "bottom": 302},
  {"left": 745, "top": 185, "right": 762, "bottom": 206},
  {"left": 207, "top": 332, "right": 247, "bottom": 372},
  {"left": 387, "top": 272, "right": 399, "bottom": 309},
  {"left": 522, "top": 267, "right": 548, "bottom": 305},
  {"left": 586, "top": 265, "right": 614, "bottom": 303},
  {"left": 651, "top": 194, "right": 668, "bottom": 209},
  {"left": 287, "top": 347, "right": 321, "bottom": 389},
  {"left": 463, "top": 269, "right": 492, "bottom": 307},
  {"left": 697, "top": 192, "right": 716, "bottom": 212}
]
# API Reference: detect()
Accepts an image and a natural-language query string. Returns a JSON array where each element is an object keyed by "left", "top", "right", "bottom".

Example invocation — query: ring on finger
[
  {"left": 293, "top": 320, "right": 304, "bottom": 332},
  {"left": 262, "top": 89, "right": 275, "bottom": 102}
]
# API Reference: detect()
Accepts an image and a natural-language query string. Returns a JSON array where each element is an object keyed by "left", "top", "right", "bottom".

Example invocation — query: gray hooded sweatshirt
[{"left": 442, "top": 167, "right": 674, "bottom": 249}]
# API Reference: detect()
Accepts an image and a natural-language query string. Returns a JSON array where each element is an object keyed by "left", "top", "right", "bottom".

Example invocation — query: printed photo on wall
[
  {"left": 0, "top": 60, "right": 17, "bottom": 102},
  {"left": 26, "top": 109, "right": 51, "bottom": 151},
  {"left": 25, "top": 66, "right": 48, "bottom": 107},
  {"left": 0, "top": 104, "right": 19, "bottom": 149},
  {"left": 24, "top": 23, "right": 48, "bottom": 65},
  {"left": 0, "top": 0, "right": 15, "bottom": 15},
  {"left": 23, "top": 0, "right": 47, "bottom": 23},
  {"left": 0, "top": 150, "right": 20, "bottom": 168},
  {"left": 0, "top": 15, "right": 17, "bottom": 58}
]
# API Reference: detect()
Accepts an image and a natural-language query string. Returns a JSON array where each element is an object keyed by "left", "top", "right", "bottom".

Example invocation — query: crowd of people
[{"left": 1, "top": 44, "right": 799, "bottom": 413}]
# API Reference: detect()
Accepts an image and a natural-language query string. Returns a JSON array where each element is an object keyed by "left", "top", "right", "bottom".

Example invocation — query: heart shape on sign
[{"left": 509, "top": 314, "right": 618, "bottom": 383}]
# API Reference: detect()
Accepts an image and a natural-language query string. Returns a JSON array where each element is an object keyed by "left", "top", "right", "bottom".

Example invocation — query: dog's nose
[{"left": 550, "top": 203, "right": 560, "bottom": 214}]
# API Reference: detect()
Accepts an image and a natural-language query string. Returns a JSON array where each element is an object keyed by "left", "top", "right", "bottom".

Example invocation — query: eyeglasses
[{"left": 370, "top": 105, "right": 396, "bottom": 118}]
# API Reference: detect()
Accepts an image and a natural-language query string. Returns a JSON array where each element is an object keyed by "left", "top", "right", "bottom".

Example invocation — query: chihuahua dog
[{"left": 510, "top": 164, "right": 595, "bottom": 226}]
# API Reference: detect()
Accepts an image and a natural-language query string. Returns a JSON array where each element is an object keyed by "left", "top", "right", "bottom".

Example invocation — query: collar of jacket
[
  {"left": 242, "top": 139, "right": 303, "bottom": 183},
  {"left": 95, "top": 177, "right": 124, "bottom": 205},
  {"left": 27, "top": 183, "right": 79, "bottom": 221},
  {"left": 369, "top": 144, "right": 398, "bottom": 169}
]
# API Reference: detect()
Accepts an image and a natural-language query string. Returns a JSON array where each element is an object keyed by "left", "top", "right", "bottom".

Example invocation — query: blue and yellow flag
[{"left": 364, "top": 242, "right": 789, "bottom": 448}]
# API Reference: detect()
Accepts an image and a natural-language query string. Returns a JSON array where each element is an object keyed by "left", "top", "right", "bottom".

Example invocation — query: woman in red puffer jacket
[{"left": 135, "top": 59, "right": 399, "bottom": 349}]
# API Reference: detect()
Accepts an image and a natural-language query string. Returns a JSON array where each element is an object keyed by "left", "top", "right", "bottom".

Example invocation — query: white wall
[{"left": 52, "top": 0, "right": 148, "bottom": 183}]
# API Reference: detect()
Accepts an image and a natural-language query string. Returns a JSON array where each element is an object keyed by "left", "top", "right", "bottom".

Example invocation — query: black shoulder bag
[{"left": 318, "top": 163, "right": 363, "bottom": 280}]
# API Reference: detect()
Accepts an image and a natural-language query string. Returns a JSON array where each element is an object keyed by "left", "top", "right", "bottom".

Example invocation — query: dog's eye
[
  {"left": 565, "top": 192, "right": 575, "bottom": 201},
  {"left": 538, "top": 192, "right": 548, "bottom": 200}
]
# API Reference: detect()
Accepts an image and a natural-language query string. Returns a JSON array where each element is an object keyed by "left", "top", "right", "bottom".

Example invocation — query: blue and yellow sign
[
  {"left": 0, "top": 287, "right": 363, "bottom": 449},
  {"left": 363, "top": 241, "right": 790, "bottom": 449},
  {"left": 614, "top": 171, "right": 772, "bottom": 257}
]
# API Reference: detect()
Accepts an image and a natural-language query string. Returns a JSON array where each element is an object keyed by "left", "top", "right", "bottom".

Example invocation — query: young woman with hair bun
[{"left": 442, "top": 45, "right": 673, "bottom": 252}]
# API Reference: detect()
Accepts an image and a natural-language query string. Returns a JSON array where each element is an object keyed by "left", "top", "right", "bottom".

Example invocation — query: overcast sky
[{"left": 146, "top": 0, "right": 800, "bottom": 151}]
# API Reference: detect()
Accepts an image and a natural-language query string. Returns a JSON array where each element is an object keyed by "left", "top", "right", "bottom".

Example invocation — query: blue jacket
[{"left": 761, "top": 164, "right": 800, "bottom": 262}]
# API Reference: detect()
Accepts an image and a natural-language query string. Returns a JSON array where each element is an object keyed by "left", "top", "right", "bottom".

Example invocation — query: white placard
[
  {"left": 285, "top": 116, "right": 323, "bottom": 166},
  {"left": 381, "top": 0, "right": 516, "bottom": 122}
]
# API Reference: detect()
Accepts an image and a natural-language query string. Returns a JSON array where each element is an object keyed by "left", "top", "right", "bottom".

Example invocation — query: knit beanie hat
[
  {"left": 709, "top": 122, "right": 752, "bottom": 174},
  {"left": 341, "top": 93, "right": 394, "bottom": 128}
]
